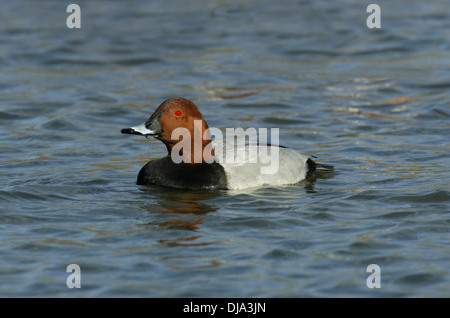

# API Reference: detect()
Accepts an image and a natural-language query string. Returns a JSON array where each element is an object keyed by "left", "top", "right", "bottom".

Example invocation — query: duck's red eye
[{"left": 175, "top": 111, "right": 182, "bottom": 116}]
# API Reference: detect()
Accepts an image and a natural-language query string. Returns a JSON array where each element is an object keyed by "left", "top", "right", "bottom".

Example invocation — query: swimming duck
[{"left": 121, "top": 97, "right": 328, "bottom": 190}]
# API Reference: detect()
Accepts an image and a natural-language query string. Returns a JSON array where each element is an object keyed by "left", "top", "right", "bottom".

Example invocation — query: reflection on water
[
  {"left": 149, "top": 188, "right": 221, "bottom": 215},
  {"left": 139, "top": 187, "right": 221, "bottom": 247}
]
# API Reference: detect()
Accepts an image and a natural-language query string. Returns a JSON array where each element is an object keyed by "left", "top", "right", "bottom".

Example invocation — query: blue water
[{"left": 0, "top": 0, "right": 449, "bottom": 297}]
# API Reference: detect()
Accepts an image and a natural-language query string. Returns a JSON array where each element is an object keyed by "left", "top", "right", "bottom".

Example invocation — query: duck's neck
[
  {"left": 163, "top": 140, "right": 216, "bottom": 164},
  {"left": 162, "top": 121, "right": 216, "bottom": 164}
]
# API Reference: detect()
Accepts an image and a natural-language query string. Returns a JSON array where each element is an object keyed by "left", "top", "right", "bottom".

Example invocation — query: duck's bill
[
  {"left": 122, "top": 112, "right": 163, "bottom": 137},
  {"left": 121, "top": 123, "right": 155, "bottom": 136}
]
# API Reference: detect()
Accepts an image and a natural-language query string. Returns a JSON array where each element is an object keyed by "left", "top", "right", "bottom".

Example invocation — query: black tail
[{"left": 306, "top": 158, "right": 334, "bottom": 178}]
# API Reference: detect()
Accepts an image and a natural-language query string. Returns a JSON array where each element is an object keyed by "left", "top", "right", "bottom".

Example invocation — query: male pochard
[{"left": 121, "top": 97, "right": 329, "bottom": 190}]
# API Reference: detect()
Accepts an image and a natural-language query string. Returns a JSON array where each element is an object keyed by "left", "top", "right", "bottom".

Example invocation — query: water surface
[{"left": 0, "top": 0, "right": 449, "bottom": 297}]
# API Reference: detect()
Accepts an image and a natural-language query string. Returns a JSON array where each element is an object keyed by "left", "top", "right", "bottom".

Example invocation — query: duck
[{"left": 121, "top": 97, "right": 330, "bottom": 190}]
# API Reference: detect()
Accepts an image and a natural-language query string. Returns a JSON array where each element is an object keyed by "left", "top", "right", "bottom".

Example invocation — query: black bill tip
[{"left": 121, "top": 128, "right": 141, "bottom": 135}]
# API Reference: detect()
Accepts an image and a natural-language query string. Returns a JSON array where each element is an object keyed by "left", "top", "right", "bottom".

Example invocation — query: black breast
[{"left": 137, "top": 157, "right": 228, "bottom": 190}]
